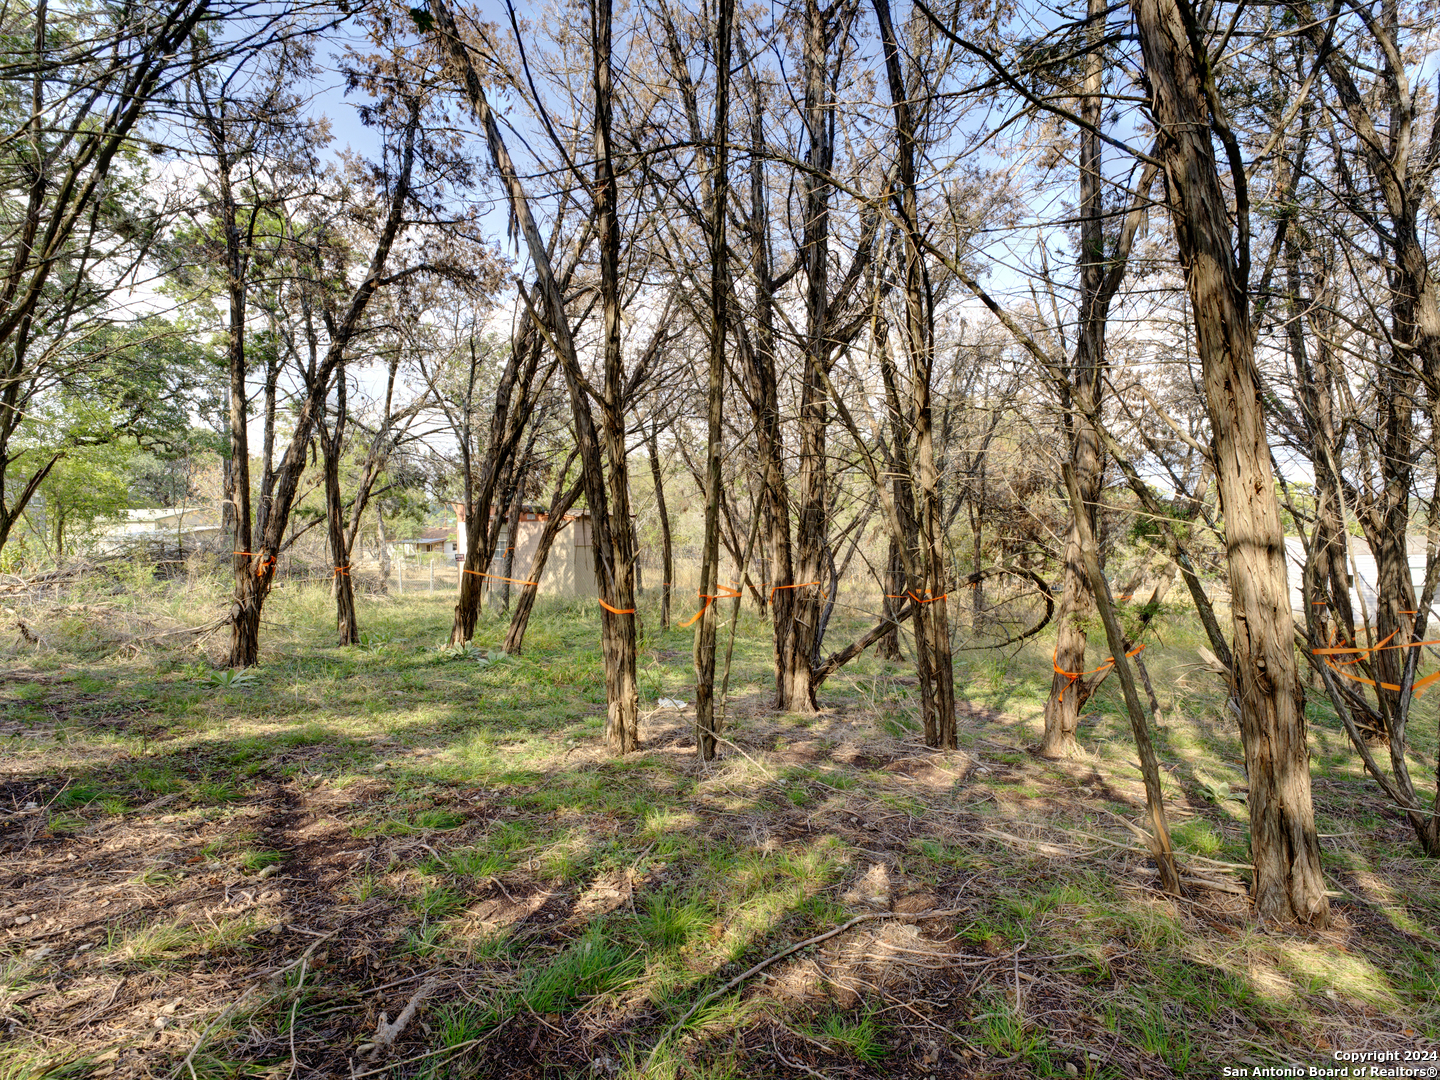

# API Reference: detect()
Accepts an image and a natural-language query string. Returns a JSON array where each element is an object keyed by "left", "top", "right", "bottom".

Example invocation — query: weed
[
  {"left": 414, "top": 808, "right": 466, "bottom": 831},
  {"left": 446, "top": 847, "right": 511, "bottom": 878},
  {"left": 240, "top": 849, "right": 285, "bottom": 873},
  {"left": 201, "top": 668, "right": 255, "bottom": 691},
  {"left": 107, "top": 921, "right": 196, "bottom": 965},
  {"left": 517, "top": 927, "right": 640, "bottom": 1014},
  {"left": 815, "top": 1006, "right": 887, "bottom": 1062},
  {"left": 414, "top": 885, "right": 467, "bottom": 921},
  {"left": 638, "top": 888, "right": 709, "bottom": 951}
]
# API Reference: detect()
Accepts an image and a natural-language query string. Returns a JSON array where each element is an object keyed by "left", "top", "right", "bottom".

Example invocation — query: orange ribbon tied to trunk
[
  {"left": 233, "top": 551, "right": 275, "bottom": 577},
  {"left": 771, "top": 580, "right": 820, "bottom": 599},
  {"left": 886, "top": 590, "right": 948, "bottom": 604},
  {"left": 681, "top": 584, "right": 741, "bottom": 628},
  {"left": 1053, "top": 643, "right": 1146, "bottom": 702},
  {"left": 1312, "top": 628, "right": 1440, "bottom": 696}
]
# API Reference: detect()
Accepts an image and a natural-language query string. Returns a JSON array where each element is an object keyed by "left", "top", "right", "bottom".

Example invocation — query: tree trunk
[
  {"left": 431, "top": 0, "right": 638, "bottom": 752},
  {"left": 735, "top": 40, "right": 799, "bottom": 709},
  {"left": 1042, "top": 0, "right": 1111, "bottom": 757},
  {"left": 1065, "top": 463, "right": 1181, "bottom": 893},
  {"left": 221, "top": 140, "right": 257, "bottom": 668},
  {"left": 324, "top": 441, "right": 359, "bottom": 645},
  {"left": 593, "top": 0, "right": 640, "bottom": 752},
  {"left": 500, "top": 484, "right": 524, "bottom": 613},
  {"left": 647, "top": 430, "right": 673, "bottom": 629},
  {"left": 377, "top": 506, "right": 392, "bottom": 588},
  {"left": 452, "top": 325, "right": 539, "bottom": 645},
  {"left": 781, "top": 0, "right": 835, "bottom": 715},
  {"left": 874, "top": 0, "right": 955, "bottom": 748},
  {"left": 322, "top": 360, "right": 359, "bottom": 646},
  {"left": 505, "top": 474, "right": 585, "bottom": 655},
  {"left": 1131, "top": 0, "right": 1329, "bottom": 924},
  {"left": 876, "top": 537, "right": 904, "bottom": 660}
]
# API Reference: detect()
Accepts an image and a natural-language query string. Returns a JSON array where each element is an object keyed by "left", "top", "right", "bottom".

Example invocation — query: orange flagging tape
[
  {"left": 463, "top": 569, "right": 538, "bottom": 586},
  {"left": 334, "top": 566, "right": 350, "bottom": 576},
  {"left": 234, "top": 552, "right": 275, "bottom": 576},
  {"left": 1313, "top": 628, "right": 1440, "bottom": 697},
  {"left": 887, "top": 590, "right": 948, "bottom": 604},
  {"left": 681, "top": 584, "right": 741, "bottom": 628},
  {"left": 599, "top": 597, "right": 636, "bottom": 615},
  {"left": 771, "top": 580, "right": 820, "bottom": 598},
  {"left": 1053, "top": 644, "right": 1146, "bottom": 702}
]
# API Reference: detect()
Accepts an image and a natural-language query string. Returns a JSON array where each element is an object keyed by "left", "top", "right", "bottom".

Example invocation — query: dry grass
[{"left": 0, "top": 570, "right": 1437, "bottom": 1079}]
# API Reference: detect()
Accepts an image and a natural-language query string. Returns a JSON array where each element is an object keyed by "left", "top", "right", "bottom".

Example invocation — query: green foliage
[
  {"left": 814, "top": 1007, "right": 888, "bottom": 1062},
  {"left": 517, "top": 927, "right": 640, "bottom": 1014},
  {"left": 201, "top": 669, "right": 256, "bottom": 692},
  {"left": 638, "top": 888, "right": 710, "bottom": 951}
]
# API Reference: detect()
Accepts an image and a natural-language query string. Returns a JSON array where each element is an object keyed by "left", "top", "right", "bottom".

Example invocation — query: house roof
[{"left": 124, "top": 507, "right": 212, "bottom": 522}]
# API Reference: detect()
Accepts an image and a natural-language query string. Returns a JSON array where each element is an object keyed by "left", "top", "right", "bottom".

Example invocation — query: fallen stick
[
  {"left": 362, "top": 976, "right": 443, "bottom": 1058},
  {"left": 172, "top": 986, "right": 257, "bottom": 1080},
  {"left": 642, "top": 907, "right": 970, "bottom": 1075}
]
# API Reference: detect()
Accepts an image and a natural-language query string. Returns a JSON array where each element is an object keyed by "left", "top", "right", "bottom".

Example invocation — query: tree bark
[
  {"left": 321, "top": 358, "right": 359, "bottom": 645},
  {"left": 1042, "top": 0, "right": 1108, "bottom": 758},
  {"left": 783, "top": 0, "right": 837, "bottom": 714},
  {"left": 874, "top": 0, "right": 955, "bottom": 748},
  {"left": 1131, "top": 0, "right": 1329, "bottom": 924},
  {"left": 499, "top": 479, "right": 525, "bottom": 612},
  {"left": 505, "top": 474, "right": 585, "bottom": 655},
  {"left": 738, "top": 40, "right": 798, "bottom": 709},
  {"left": 1065, "top": 463, "right": 1181, "bottom": 894},
  {"left": 647, "top": 429, "right": 674, "bottom": 630},
  {"left": 692, "top": 0, "right": 733, "bottom": 759}
]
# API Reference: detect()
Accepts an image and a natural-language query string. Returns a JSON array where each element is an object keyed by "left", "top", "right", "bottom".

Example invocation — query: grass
[{"left": 0, "top": 570, "right": 1437, "bottom": 1078}]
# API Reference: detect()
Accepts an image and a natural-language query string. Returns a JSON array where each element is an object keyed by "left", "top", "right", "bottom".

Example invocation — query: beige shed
[{"left": 452, "top": 502, "right": 598, "bottom": 599}]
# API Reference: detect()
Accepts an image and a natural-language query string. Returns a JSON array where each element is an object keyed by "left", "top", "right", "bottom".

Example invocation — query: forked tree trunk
[
  {"left": 739, "top": 46, "right": 799, "bottom": 709},
  {"left": 692, "top": 0, "right": 734, "bottom": 760},
  {"left": 781, "top": 0, "right": 836, "bottom": 715},
  {"left": 452, "top": 326, "right": 539, "bottom": 645},
  {"left": 431, "top": 0, "right": 640, "bottom": 751},
  {"left": 1131, "top": 0, "right": 1329, "bottom": 924},
  {"left": 227, "top": 105, "right": 418, "bottom": 668}
]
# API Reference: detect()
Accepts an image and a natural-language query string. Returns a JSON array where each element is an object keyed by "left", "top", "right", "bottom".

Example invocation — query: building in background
[
  {"left": 97, "top": 507, "right": 222, "bottom": 553},
  {"left": 390, "top": 531, "right": 460, "bottom": 561},
  {"left": 452, "top": 502, "right": 597, "bottom": 599}
]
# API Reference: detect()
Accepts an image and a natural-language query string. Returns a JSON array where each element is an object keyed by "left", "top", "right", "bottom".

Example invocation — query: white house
[
  {"left": 390, "top": 531, "right": 460, "bottom": 560},
  {"left": 1284, "top": 536, "right": 1432, "bottom": 616},
  {"left": 97, "top": 507, "right": 222, "bottom": 552}
]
